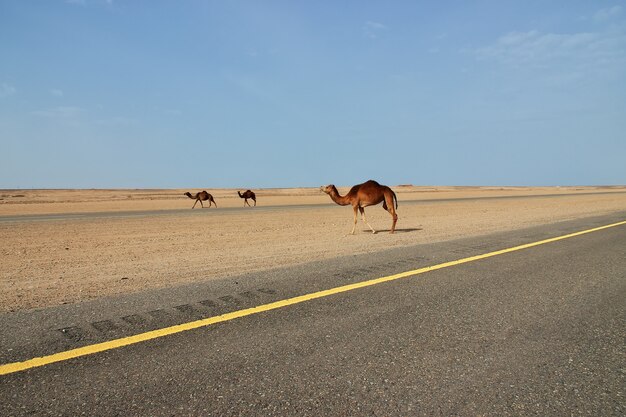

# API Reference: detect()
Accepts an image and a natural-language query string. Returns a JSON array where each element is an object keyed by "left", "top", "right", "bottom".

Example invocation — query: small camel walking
[
  {"left": 321, "top": 180, "right": 398, "bottom": 234},
  {"left": 238, "top": 190, "right": 256, "bottom": 207},
  {"left": 184, "top": 191, "right": 217, "bottom": 209}
]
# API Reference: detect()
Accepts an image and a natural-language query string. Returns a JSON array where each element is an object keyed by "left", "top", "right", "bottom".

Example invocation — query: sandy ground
[{"left": 1, "top": 186, "right": 625, "bottom": 312}]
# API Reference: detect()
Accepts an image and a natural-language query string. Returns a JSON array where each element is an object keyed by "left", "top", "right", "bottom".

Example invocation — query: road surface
[{"left": 1, "top": 212, "right": 624, "bottom": 416}]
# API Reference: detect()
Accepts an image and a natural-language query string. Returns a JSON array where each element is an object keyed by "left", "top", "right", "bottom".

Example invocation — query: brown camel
[
  {"left": 321, "top": 180, "right": 398, "bottom": 234},
  {"left": 184, "top": 191, "right": 217, "bottom": 209},
  {"left": 238, "top": 190, "right": 256, "bottom": 207}
]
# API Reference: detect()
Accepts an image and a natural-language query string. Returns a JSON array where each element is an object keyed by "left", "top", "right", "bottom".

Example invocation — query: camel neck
[{"left": 329, "top": 188, "right": 350, "bottom": 206}]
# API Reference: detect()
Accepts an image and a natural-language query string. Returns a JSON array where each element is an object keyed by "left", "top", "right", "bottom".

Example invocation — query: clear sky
[{"left": 1, "top": 1, "right": 625, "bottom": 188}]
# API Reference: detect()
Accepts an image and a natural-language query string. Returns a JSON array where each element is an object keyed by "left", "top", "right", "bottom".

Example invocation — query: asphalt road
[{"left": 1, "top": 213, "right": 625, "bottom": 416}]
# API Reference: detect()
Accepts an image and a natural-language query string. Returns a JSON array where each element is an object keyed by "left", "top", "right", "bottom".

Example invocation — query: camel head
[
  {"left": 320, "top": 185, "right": 335, "bottom": 195},
  {"left": 184, "top": 192, "right": 192, "bottom": 198}
]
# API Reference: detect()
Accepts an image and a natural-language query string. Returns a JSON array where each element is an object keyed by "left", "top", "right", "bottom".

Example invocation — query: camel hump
[{"left": 358, "top": 180, "right": 382, "bottom": 188}]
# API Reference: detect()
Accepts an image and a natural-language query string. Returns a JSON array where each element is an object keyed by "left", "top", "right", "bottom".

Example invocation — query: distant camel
[
  {"left": 238, "top": 190, "right": 256, "bottom": 207},
  {"left": 184, "top": 191, "right": 217, "bottom": 209},
  {"left": 321, "top": 180, "right": 398, "bottom": 234}
]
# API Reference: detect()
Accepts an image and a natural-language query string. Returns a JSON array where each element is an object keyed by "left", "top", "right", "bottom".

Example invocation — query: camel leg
[
  {"left": 349, "top": 205, "right": 358, "bottom": 235},
  {"left": 385, "top": 195, "right": 398, "bottom": 234},
  {"left": 359, "top": 207, "right": 376, "bottom": 234},
  {"left": 390, "top": 211, "right": 398, "bottom": 234},
  {"left": 200, "top": 200, "right": 204, "bottom": 208},
  {"left": 253, "top": 198, "right": 256, "bottom": 206},
  {"left": 192, "top": 199, "right": 198, "bottom": 209}
]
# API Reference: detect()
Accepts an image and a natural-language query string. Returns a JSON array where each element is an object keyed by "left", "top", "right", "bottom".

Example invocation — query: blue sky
[{"left": 1, "top": 1, "right": 625, "bottom": 188}]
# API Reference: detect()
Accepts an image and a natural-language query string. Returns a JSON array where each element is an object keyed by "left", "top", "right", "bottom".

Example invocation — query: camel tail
[{"left": 392, "top": 190, "right": 398, "bottom": 210}]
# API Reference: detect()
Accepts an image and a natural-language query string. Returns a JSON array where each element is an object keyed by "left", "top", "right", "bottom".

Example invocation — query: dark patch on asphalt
[
  {"left": 91, "top": 320, "right": 119, "bottom": 333},
  {"left": 332, "top": 256, "right": 432, "bottom": 279},
  {"left": 218, "top": 295, "right": 241, "bottom": 306},
  {"left": 239, "top": 291, "right": 258, "bottom": 299},
  {"left": 121, "top": 314, "right": 148, "bottom": 326},
  {"left": 199, "top": 299, "right": 217, "bottom": 308},
  {"left": 57, "top": 326, "right": 87, "bottom": 342},
  {"left": 147, "top": 308, "right": 171, "bottom": 322},
  {"left": 55, "top": 288, "right": 279, "bottom": 346},
  {"left": 173, "top": 304, "right": 198, "bottom": 316}
]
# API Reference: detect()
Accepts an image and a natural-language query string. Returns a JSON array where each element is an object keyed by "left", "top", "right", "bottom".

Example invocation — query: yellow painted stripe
[{"left": 1, "top": 219, "right": 625, "bottom": 376}]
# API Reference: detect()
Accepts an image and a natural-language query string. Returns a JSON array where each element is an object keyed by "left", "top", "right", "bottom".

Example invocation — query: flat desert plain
[{"left": 1, "top": 186, "right": 625, "bottom": 312}]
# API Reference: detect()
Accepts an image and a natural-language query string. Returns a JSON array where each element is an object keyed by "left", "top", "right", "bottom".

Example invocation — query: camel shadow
[{"left": 369, "top": 227, "right": 423, "bottom": 234}]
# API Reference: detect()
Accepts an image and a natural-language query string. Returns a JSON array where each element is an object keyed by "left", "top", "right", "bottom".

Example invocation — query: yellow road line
[{"left": 1, "top": 220, "right": 625, "bottom": 376}]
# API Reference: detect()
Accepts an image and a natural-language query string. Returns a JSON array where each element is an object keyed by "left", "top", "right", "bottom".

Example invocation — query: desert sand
[{"left": 1, "top": 185, "right": 625, "bottom": 312}]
